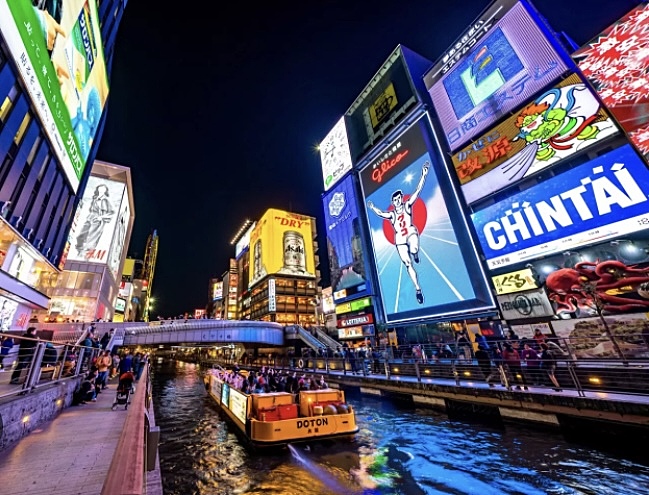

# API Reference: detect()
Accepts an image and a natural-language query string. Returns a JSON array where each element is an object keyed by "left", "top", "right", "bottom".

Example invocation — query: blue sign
[
  {"left": 443, "top": 27, "right": 524, "bottom": 119},
  {"left": 322, "top": 174, "right": 370, "bottom": 302},
  {"left": 471, "top": 144, "right": 649, "bottom": 270},
  {"left": 359, "top": 114, "right": 495, "bottom": 324}
]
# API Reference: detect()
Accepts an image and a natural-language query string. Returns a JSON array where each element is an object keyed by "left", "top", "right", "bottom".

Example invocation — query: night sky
[{"left": 96, "top": 0, "right": 642, "bottom": 318}]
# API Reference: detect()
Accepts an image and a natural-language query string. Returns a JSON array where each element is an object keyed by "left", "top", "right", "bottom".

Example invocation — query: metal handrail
[{"left": 0, "top": 331, "right": 101, "bottom": 399}]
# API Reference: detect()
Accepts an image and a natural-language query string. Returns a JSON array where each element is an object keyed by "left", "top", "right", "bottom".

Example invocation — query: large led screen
[
  {"left": 248, "top": 209, "right": 317, "bottom": 287},
  {"left": 359, "top": 114, "right": 494, "bottom": 324},
  {"left": 0, "top": 0, "right": 109, "bottom": 192},
  {"left": 346, "top": 48, "right": 420, "bottom": 162},
  {"left": 320, "top": 117, "right": 353, "bottom": 191},
  {"left": 471, "top": 143, "right": 649, "bottom": 270},
  {"left": 66, "top": 176, "right": 126, "bottom": 264},
  {"left": 322, "top": 175, "right": 370, "bottom": 302},
  {"left": 235, "top": 222, "right": 256, "bottom": 258},
  {"left": 452, "top": 73, "right": 618, "bottom": 205},
  {"left": 574, "top": 4, "right": 649, "bottom": 156},
  {"left": 424, "top": 0, "right": 568, "bottom": 152},
  {"left": 107, "top": 186, "right": 130, "bottom": 280}
]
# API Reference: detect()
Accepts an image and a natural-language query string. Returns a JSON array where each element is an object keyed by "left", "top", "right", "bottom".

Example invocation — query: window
[
  {"left": 13, "top": 112, "right": 32, "bottom": 146},
  {"left": 0, "top": 84, "right": 19, "bottom": 123},
  {"left": 26, "top": 134, "right": 42, "bottom": 165}
]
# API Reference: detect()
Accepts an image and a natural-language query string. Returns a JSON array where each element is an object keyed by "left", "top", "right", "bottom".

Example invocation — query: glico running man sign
[
  {"left": 471, "top": 144, "right": 649, "bottom": 270},
  {"left": 359, "top": 114, "right": 494, "bottom": 324}
]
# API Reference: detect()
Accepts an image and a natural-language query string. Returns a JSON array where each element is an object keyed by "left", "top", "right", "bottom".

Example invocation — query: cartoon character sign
[{"left": 454, "top": 73, "right": 618, "bottom": 205}]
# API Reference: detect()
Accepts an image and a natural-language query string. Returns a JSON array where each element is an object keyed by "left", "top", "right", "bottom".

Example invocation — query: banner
[
  {"left": 359, "top": 114, "right": 494, "bottom": 324},
  {"left": 471, "top": 144, "right": 649, "bottom": 269},
  {"left": 107, "top": 185, "right": 130, "bottom": 280},
  {"left": 452, "top": 73, "right": 618, "bottom": 204},
  {"left": 66, "top": 175, "right": 126, "bottom": 264},
  {"left": 0, "top": 0, "right": 109, "bottom": 192},
  {"left": 424, "top": 0, "right": 568, "bottom": 151}
]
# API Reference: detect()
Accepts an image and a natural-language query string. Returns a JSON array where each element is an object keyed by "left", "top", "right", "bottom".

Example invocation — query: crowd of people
[
  {"left": 74, "top": 347, "right": 148, "bottom": 405},
  {"left": 217, "top": 366, "right": 328, "bottom": 395},
  {"left": 449, "top": 328, "right": 565, "bottom": 391}
]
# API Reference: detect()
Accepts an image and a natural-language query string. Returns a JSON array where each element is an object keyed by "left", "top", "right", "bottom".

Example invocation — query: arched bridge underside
[{"left": 124, "top": 320, "right": 285, "bottom": 346}]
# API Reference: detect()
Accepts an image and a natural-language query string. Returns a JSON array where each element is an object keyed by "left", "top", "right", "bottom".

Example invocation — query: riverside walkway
[{"left": 0, "top": 368, "right": 162, "bottom": 495}]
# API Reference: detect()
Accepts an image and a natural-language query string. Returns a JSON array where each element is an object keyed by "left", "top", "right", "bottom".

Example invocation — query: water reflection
[{"left": 152, "top": 361, "right": 649, "bottom": 495}]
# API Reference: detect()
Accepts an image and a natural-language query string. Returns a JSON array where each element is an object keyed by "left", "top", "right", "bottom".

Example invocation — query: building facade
[
  {"left": 0, "top": 0, "right": 127, "bottom": 329},
  {"left": 43, "top": 160, "right": 134, "bottom": 322}
]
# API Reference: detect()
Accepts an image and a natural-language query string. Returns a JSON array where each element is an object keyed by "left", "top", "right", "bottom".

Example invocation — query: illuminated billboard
[
  {"left": 0, "top": 295, "right": 19, "bottom": 330},
  {"left": 114, "top": 297, "right": 126, "bottom": 313},
  {"left": 359, "top": 114, "right": 494, "bottom": 324},
  {"left": 0, "top": 0, "right": 109, "bottom": 192},
  {"left": 320, "top": 117, "right": 353, "bottom": 191},
  {"left": 66, "top": 175, "right": 126, "bottom": 264},
  {"left": 228, "top": 388, "right": 248, "bottom": 424},
  {"left": 423, "top": 0, "right": 568, "bottom": 152},
  {"left": 346, "top": 46, "right": 424, "bottom": 162},
  {"left": 107, "top": 186, "right": 131, "bottom": 280},
  {"left": 471, "top": 143, "right": 649, "bottom": 270},
  {"left": 497, "top": 288, "right": 554, "bottom": 320},
  {"left": 322, "top": 175, "right": 370, "bottom": 302},
  {"left": 452, "top": 73, "right": 618, "bottom": 204},
  {"left": 491, "top": 268, "right": 537, "bottom": 295},
  {"left": 212, "top": 281, "right": 223, "bottom": 301},
  {"left": 118, "top": 281, "right": 132, "bottom": 299},
  {"left": 235, "top": 222, "right": 256, "bottom": 258},
  {"left": 248, "top": 209, "right": 317, "bottom": 287},
  {"left": 574, "top": 4, "right": 649, "bottom": 155}
]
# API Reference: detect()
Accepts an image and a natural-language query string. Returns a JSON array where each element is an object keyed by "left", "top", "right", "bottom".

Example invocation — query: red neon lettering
[{"left": 371, "top": 150, "right": 409, "bottom": 183}]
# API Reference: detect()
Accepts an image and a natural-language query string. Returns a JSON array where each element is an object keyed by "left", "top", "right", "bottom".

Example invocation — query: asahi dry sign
[{"left": 497, "top": 288, "right": 553, "bottom": 320}]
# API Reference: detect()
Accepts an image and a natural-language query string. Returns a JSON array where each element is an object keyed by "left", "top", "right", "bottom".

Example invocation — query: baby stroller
[{"left": 112, "top": 371, "right": 135, "bottom": 410}]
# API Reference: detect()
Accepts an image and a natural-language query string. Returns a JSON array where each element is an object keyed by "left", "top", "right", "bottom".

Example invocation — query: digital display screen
[
  {"left": 322, "top": 175, "right": 370, "bottom": 302},
  {"left": 424, "top": 1, "right": 568, "bottom": 151}
]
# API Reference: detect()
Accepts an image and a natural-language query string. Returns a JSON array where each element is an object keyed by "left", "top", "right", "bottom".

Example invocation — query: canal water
[{"left": 152, "top": 360, "right": 649, "bottom": 495}]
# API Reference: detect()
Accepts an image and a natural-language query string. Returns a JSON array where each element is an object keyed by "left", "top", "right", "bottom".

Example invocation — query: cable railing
[
  {"left": 199, "top": 333, "right": 649, "bottom": 397},
  {"left": 0, "top": 331, "right": 102, "bottom": 399}
]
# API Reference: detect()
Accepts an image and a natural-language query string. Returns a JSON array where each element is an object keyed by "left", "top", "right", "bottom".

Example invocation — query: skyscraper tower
[{"left": 142, "top": 229, "right": 159, "bottom": 321}]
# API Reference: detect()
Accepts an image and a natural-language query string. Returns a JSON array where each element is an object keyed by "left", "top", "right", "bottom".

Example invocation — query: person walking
[
  {"left": 540, "top": 342, "right": 562, "bottom": 391},
  {"left": 503, "top": 343, "right": 528, "bottom": 390},
  {"left": 10, "top": 326, "right": 39, "bottom": 384},
  {"left": 475, "top": 344, "right": 496, "bottom": 387},
  {"left": 0, "top": 334, "right": 15, "bottom": 370}
]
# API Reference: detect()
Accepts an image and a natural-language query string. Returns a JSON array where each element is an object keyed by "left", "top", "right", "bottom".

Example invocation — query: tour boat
[{"left": 203, "top": 367, "right": 358, "bottom": 447}]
